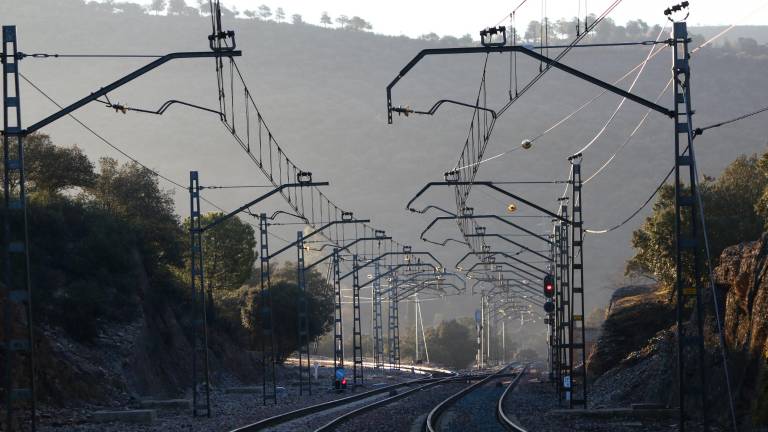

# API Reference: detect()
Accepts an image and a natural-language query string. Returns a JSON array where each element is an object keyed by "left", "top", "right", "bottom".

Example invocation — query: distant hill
[
  {"left": 2, "top": 0, "right": 767, "bottom": 322},
  {"left": 691, "top": 25, "right": 768, "bottom": 45}
]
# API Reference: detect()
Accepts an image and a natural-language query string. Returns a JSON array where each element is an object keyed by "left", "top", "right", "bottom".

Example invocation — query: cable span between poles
[{"left": 19, "top": 72, "right": 291, "bottom": 245}]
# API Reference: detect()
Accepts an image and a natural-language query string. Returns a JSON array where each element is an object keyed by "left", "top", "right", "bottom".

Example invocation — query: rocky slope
[
  {"left": 714, "top": 234, "right": 768, "bottom": 427},
  {"left": 586, "top": 284, "right": 677, "bottom": 408},
  {"left": 586, "top": 284, "right": 675, "bottom": 379},
  {"left": 31, "top": 268, "right": 262, "bottom": 408},
  {"left": 586, "top": 235, "right": 768, "bottom": 429}
]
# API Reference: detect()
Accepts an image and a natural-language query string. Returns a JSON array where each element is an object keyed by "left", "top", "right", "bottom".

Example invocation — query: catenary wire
[{"left": 19, "top": 72, "right": 291, "bottom": 245}]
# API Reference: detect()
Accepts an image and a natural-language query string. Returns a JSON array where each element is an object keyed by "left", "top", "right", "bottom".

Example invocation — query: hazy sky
[{"left": 119, "top": 0, "right": 768, "bottom": 37}]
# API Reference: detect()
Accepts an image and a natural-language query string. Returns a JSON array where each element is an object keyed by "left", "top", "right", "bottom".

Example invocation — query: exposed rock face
[
  {"left": 589, "top": 327, "right": 677, "bottom": 408},
  {"left": 586, "top": 284, "right": 677, "bottom": 409},
  {"left": 587, "top": 285, "right": 675, "bottom": 378},
  {"left": 586, "top": 236, "right": 768, "bottom": 428},
  {"left": 714, "top": 234, "right": 768, "bottom": 427}
]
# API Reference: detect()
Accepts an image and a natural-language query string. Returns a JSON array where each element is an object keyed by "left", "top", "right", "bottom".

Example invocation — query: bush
[
  {"left": 28, "top": 198, "right": 142, "bottom": 340},
  {"left": 242, "top": 262, "right": 333, "bottom": 361},
  {"left": 425, "top": 319, "right": 477, "bottom": 369}
]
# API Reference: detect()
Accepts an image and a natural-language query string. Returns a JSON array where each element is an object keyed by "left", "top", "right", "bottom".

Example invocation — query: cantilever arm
[
  {"left": 358, "top": 263, "right": 435, "bottom": 290},
  {"left": 466, "top": 233, "right": 550, "bottom": 261},
  {"left": 456, "top": 251, "right": 548, "bottom": 277},
  {"left": 472, "top": 274, "right": 544, "bottom": 300},
  {"left": 471, "top": 279, "right": 544, "bottom": 306},
  {"left": 422, "top": 237, "right": 469, "bottom": 247},
  {"left": 268, "top": 218, "right": 370, "bottom": 260},
  {"left": 26, "top": 50, "right": 242, "bottom": 134},
  {"left": 407, "top": 182, "right": 568, "bottom": 225},
  {"left": 422, "top": 214, "right": 552, "bottom": 246},
  {"left": 201, "top": 182, "right": 328, "bottom": 232},
  {"left": 304, "top": 236, "right": 392, "bottom": 271},
  {"left": 393, "top": 99, "right": 498, "bottom": 118},
  {"left": 342, "top": 251, "right": 443, "bottom": 280},
  {"left": 103, "top": 99, "right": 222, "bottom": 117},
  {"left": 466, "top": 261, "right": 543, "bottom": 285},
  {"left": 386, "top": 45, "right": 673, "bottom": 124},
  {"left": 409, "top": 205, "right": 457, "bottom": 216},
  {"left": 397, "top": 281, "right": 463, "bottom": 301}
]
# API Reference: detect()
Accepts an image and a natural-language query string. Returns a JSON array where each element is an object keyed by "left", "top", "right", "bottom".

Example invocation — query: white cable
[
  {"left": 584, "top": 78, "right": 673, "bottom": 184},
  {"left": 457, "top": 42, "right": 669, "bottom": 173},
  {"left": 583, "top": 5, "right": 767, "bottom": 188},
  {"left": 573, "top": 24, "right": 668, "bottom": 156},
  {"left": 583, "top": 5, "right": 768, "bottom": 236}
]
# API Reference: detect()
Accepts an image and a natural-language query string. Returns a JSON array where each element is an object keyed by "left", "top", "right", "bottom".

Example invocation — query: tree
[
  {"left": 149, "top": 0, "right": 166, "bottom": 15},
  {"left": 90, "top": 0, "right": 116, "bottom": 13},
  {"left": 291, "top": 14, "right": 303, "bottom": 25},
  {"left": 243, "top": 9, "right": 256, "bottom": 19},
  {"left": 183, "top": 212, "right": 256, "bottom": 293},
  {"left": 440, "top": 35, "right": 459, "bottom": 45},
  {"left": 335, "top": 14, "right": 349, "bottom": 29},
  {"left": 196, "top": 0, "right": 208, "bottom": 14},
  {"left": 258, "top": 4, "right": 271, "bottom": 20},
  {"left": 524, "top": 20, "right": 541, "bottom": 43},
  {"left": 737, "top": 37, "right": 760, "bottom": 55},
  {"left": 424, "top": 319, "right": 476, "bottom": 369},
  {"left": 89, "top": 158, "right": 185, "bottom": 271},
  {"left": 199, "top": 1, "right": 233, "bottom": 18},
  {"left": 419, "top": 32, "right": 440, "bottom": 42},
  {"left": 167, "top": 0, "right": 187, "bottom": 15},
  {"left": 114, "top": 2, "right": 145, "bottom": 15},
  {"left": 627, "top": 153, "right": 768, "bottom": 288},
  {"left": 625, "top": 19, "right": 650, "bottom": 39},
  {"left": 347, "top": 16, "right": 372, "bottom": 32},
  {"left": 458, "top": 33, "right": 473, "bottom": 44},
  {"left": 275, "top": 7, "right": 285, "bottom": 22},
  {"left": 20, "top": 138, "right": 179, "bottom": 341},
  {"left": 21, "top": 133, "right": 96, "bottom": 198},
  {"left": 555, "top": 18, "right": 578, "bottom": 40},
  {"left": 243, "top": 262, "right": 334, "bottom": 361},
  {"left": 320, "top": 11, "right": 331, "bottom": 27}
]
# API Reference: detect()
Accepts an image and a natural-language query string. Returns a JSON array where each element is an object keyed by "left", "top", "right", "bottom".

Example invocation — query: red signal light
[
  {"left": 543, "top": 274, "right": 554, "bottom": 298},
  {"left": 341, "top": 378, "right": 347, "bottom": 386}
]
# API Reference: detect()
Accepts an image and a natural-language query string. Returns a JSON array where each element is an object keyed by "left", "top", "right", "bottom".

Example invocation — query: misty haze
[{"left": 0, "top": 0, "right": 767, "bottom": 431}]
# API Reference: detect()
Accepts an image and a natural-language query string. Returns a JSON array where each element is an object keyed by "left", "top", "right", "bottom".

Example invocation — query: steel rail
[
  {"left": 314, "top": 375, "right": 462, "bottom": 431},
  {"left": 425, "top": 364, "right": 516, "bottom": 432},
  {"left": 314, "top": 371, "right": 520, "bottom": 431},
  {"left": 496, "top": 365, "right": 529, "bottom": 432},
  {"left": 229, "top": 369, "right": 456, "bottom": 432}
]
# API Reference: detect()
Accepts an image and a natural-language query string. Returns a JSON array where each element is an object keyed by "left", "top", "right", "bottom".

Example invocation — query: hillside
[
  {"left": 692, "top": 25, "right": 768, "bottom": 45},
  {"left": 2, "top": 0, "right": 768, "bottom": 325}
]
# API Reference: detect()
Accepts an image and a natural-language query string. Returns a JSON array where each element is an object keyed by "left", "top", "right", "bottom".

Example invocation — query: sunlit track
[
  {"left": 496, "top": 366, "right": 529, "bottom": 432},
  {"left": 313, "top": 374, "right": 468, "bottom": 432},
  {"left": 425, "top": 364, "right": 522, "bottom": 432},
  {"left": 228, "top": 368, "right": 467, "bottom": 432}
]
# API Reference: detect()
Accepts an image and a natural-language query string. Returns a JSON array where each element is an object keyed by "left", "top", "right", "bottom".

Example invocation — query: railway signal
[
  {"left": 543, "top": 274, "right": 555, "bottom": 298},
  {"left": 334, "top": 368, "right": 347, "bottom": 390},
  {"left": 543, "top": 300, "right": 555, "bottom": 314}
]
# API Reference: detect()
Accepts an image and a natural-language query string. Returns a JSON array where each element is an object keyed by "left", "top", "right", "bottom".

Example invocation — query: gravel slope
[
  {"left": 335, "top": 381, "right": 470, "bottom": 432},
  {"left": 502, "top": 373, "right": 708, "bottom": 432}
]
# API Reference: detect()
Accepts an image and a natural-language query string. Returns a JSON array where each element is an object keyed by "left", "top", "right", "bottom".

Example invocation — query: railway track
[
  {"left": 229, "top": 370, "right": 483, "bottom": 432},
  {"left": 496, "top": 366, "right": 528, "bottom": 432},
  {"left": 425, "top": 364, "right": 526, "bottom": 432}
]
